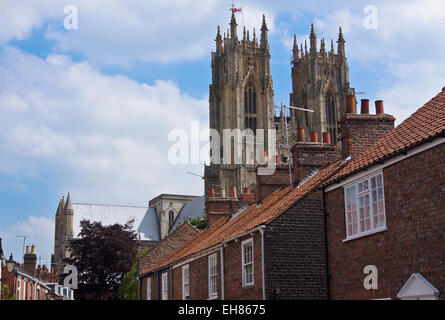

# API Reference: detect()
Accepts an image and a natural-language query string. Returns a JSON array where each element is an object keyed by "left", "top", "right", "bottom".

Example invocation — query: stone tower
[
  {"left": 289, "top": 25, "right": 355, "bottom": 147},
  {"left": 204, "top": 12, "right": 275, "bottom": 198},
  {"left": 52, "top": 193, "right": 73, "bottom": 274}
]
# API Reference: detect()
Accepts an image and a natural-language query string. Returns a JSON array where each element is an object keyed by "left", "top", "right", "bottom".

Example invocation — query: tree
[
  {"left": 65, "top": 219, "right": 138, "bottom": 300},
  {"left": 118, "top": 247, "right": 150, "bottom": 300},
  {"left": 189, "top": 217, "right": 207, "bottom": 229}
]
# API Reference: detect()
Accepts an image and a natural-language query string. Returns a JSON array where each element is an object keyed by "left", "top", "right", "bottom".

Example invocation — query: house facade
[{"left": 323, "top": 89, "right": 445, "bottom": 300}]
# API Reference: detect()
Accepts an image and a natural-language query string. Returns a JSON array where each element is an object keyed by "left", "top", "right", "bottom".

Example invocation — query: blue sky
[{"left": 0, "top": 0, "right": 444, "bottom": 264}]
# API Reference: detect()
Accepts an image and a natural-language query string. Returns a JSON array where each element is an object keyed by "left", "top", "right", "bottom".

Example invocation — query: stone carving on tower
[
  {"left": 204, "top": 12, "right": 275, "bottom": 199},
  {"left": 52, "top": 192, "right": 73, "bottom": 274}
]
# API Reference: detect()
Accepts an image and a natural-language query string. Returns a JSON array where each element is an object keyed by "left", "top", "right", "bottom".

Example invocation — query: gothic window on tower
[
  {"left": 325, "top": 90, "right": 337, "bottom": 144},
  {"left": 244, "top": 83, "right": 257, "bottom": 132}
]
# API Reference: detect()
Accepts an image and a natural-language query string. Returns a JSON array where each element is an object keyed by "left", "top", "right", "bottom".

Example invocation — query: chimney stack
[
  {"left": 24, "top": 244, "right": 37, "bottom": 276},
  {"left": 340, "top": 99, "right": 395, "bottom": 158}
]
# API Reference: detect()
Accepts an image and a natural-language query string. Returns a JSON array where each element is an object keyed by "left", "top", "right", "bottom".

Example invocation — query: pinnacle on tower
[
  {"left": 310, "top": 23, "right": 317, "bottom": 54},
  {"left": 337, "top": 27, "right": 345, "bottom": 56},
  {"left": 56, "top": 198, "right": 64, "bottom": 216},
  {"left": 65, "top": 192, "right": 73, "bottom": 212},
  {"left": 292, "top": 35, "right": 299, "bottom": 59},
  {"left": 260, "top": 14, "right": 269, "bottom": 48},
  {"left": 230, "top": 10, "right": 237, "bottom": 40},
  {"left": 216, "top": 26, "right": 222, "bottom": 51},
  {"left": 331, "top": 39, "right": 335, "bottom": 54},
  {"left": 320, "top": 38, "right": 326, "bottom": 54}
]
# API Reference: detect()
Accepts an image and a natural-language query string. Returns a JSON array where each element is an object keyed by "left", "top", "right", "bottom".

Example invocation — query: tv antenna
[
  {"left": 16, "top": 235, "right": 37, "bottom": 262},
  {"left": 281, "top": 104, "right": 316, "bottom": 185}
]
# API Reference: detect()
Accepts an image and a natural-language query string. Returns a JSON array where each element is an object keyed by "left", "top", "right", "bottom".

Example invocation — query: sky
[{"left": 0, "top": 0, "right": 444, "bottom": 264}]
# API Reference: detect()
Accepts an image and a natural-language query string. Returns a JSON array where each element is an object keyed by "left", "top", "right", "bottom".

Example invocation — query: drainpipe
[
  {"left": 260, "top": 226, "right": 266, "bottom": 300},
  {"left": 322, "top": 187, "right": 330, "bottom": 300},
  {"left": 220, "top": 244, "right": 225, "bottom": 300}
]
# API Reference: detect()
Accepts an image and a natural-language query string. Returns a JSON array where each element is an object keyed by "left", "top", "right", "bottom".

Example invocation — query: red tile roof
[
  {"left": 325, "top": 89, "right": 445, "bottom": 186},
  {"left": 144, "top": 158, "right": 350, "bottom": 274}
]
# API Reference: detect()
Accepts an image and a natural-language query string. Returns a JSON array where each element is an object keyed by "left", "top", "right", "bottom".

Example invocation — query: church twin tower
[{"left": 205, "top": 12, "right": 355, "bottom": 198}]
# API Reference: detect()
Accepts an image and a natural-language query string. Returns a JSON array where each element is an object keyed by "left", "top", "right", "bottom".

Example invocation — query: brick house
[
  {"left": 323, "top": 90, "right": 445, "bottom": 300},
  {"left": 138, "top": 150, "right": 350, "bottom": 300},
  {"left": 138, "top": 90, "right": 444, "bottom": 300},
  {"left": 0, "top": 244, "right": 66, "bottom": 300}
]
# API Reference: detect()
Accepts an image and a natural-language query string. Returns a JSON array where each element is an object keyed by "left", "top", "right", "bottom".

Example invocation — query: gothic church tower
[
  {"left": 52, "top": 193, "right": 73, "bottom": 274},
  {"left": 289, "top": 25, "right": 355, "bottom": 146},
  {"left": 205, "top": 13, "right": 275, "bottom": 198}
]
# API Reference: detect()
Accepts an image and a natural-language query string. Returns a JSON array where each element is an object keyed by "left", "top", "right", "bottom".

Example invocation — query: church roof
[
  {"left": 72, "top": 203, "right": 158, "bottom": 241},
  {"left": 169, "top": 196, "right": 205, "bottom": 232}
]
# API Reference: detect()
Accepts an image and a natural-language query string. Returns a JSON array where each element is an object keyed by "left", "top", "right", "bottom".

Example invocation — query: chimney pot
[
  {"left": 361, "top": 99, "right": 370, "bottom": 114},
  {"left": 375, "top": 100, "right": 384, "bottom": 114},
  {"left": 297, "top": 127, "right": 305, "bottom": 142},
  {"left": 220, "top": 188, "right": 226, "bottom": 198},
  {"left": 209, "top": 187, "right": 215, "bottom": 198},
  {"left": 346, "top": 95, "right": 356, "bottom": 113},
  {"left": 275, "top": 155, "right": 280, "bottom": 164},
  {"left": 243, "top": 187, "right": 250, "bottom": 194},
  {"left": 322, "top": 132, "right": 331, "bottom": 144},
  {"left": 31, "top": 244, "right": 36, "bottom": 254},
  {"left": 230, "top": 186, "right": 237, "bottom": 198},
  {"left": 26, "top": 246, "right": 30, "bottom": 254},
  {"left": 310, "top": 131, "right": 318, "bottom": 143}
]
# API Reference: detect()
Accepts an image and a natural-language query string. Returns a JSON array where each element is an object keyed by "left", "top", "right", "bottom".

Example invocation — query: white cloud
[{"left": 0, "top": 46, "right": 209, "bottom": 205}]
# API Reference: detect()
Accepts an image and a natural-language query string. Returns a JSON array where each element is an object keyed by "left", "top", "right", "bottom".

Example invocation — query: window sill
[
  {"left": 343, "top": 226, "right": 388, "bottom": 242},
  {"left": 242, "top": 284, "right": 255, "bottom": 290},
  {"left": 207, "top": 295, "right": 218, "bottom": 300}
]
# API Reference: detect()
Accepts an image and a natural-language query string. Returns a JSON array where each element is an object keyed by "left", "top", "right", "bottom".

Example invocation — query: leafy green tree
[
  {"left": 118, "top": 247, "right": 150, "bottom": 300},
  {"left": 189, "top": 217, "right": 207, "bottom": 229}
]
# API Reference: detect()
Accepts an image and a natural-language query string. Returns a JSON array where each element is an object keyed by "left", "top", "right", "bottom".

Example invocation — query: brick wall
[
  {"left": 339, "top": 113, "right": 395, "bottom": 158},
  {"left": 172, "top": 250, "right": 222, "bottom": 300},
  {"left": 326, "top": 142, "right": 445, "bottom": 299},
  {"left": 256, "top": 164, "right": 292, "bottom": 201},
  {"left": 291, "top": 142, "right": 340, "bottom": 184},
  {"left": 223, "top": 233, "right": 264, "bottom": 300},
  {"left": 264, "top": 189, "right": 329, "bottom": 300},
  {"left": 138, "top": 222, "right": 199, "bottom": 277},
  {"left": 206, "top": 198, "right": 251, "bottom": 227}
]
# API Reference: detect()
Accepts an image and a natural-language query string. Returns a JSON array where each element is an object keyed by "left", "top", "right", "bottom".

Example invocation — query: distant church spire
[{"left": 65, "top": 192, "right": 73, "bottom": 212}]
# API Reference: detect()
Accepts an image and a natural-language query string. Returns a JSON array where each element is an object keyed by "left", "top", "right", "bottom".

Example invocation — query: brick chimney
[
  {"left": 339, "top": 98, "right": 395, "bottom": 158},
  {"left": 23, "top": 244, "right": 37, "bottom": 276},
  {"left": 291, "top": 129, "right": 341, "bottom": 184},
  {"left": 256, "top": 160, "right": 292, "bottom": 201},
  {"left": 206, "top": 187, "right": 254, "bottom": 227}
]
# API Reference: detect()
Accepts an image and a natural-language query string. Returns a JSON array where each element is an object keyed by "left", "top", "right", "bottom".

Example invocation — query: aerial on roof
[
  {"left": 325, "top": 88, "right": 445, "bottom": 185},
  {"left": 142, "top": 157, "right": 350, "bottom": 275}
]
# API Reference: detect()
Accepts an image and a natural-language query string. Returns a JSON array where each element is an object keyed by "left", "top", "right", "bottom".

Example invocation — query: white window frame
[
  {"left": 182, "top": 265, "right": 190, "bottom": 300},
  {"left": 17, "top": 278, "right": 21, "bottom": 300},
  {"left": 161, "top": 272, "right": 168, "bottom": 300},
  {"left": 146, "top": 277, "right": 151, "bottom": 300},
  {"left": 343, "top": 171, "right": 387, "bottom": 241},
  {"left": 208, "top": 254, "right": 218, "bottom": 299},
  {"left": 241, "top": 238, "right": 254, "bottom": 287}
]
